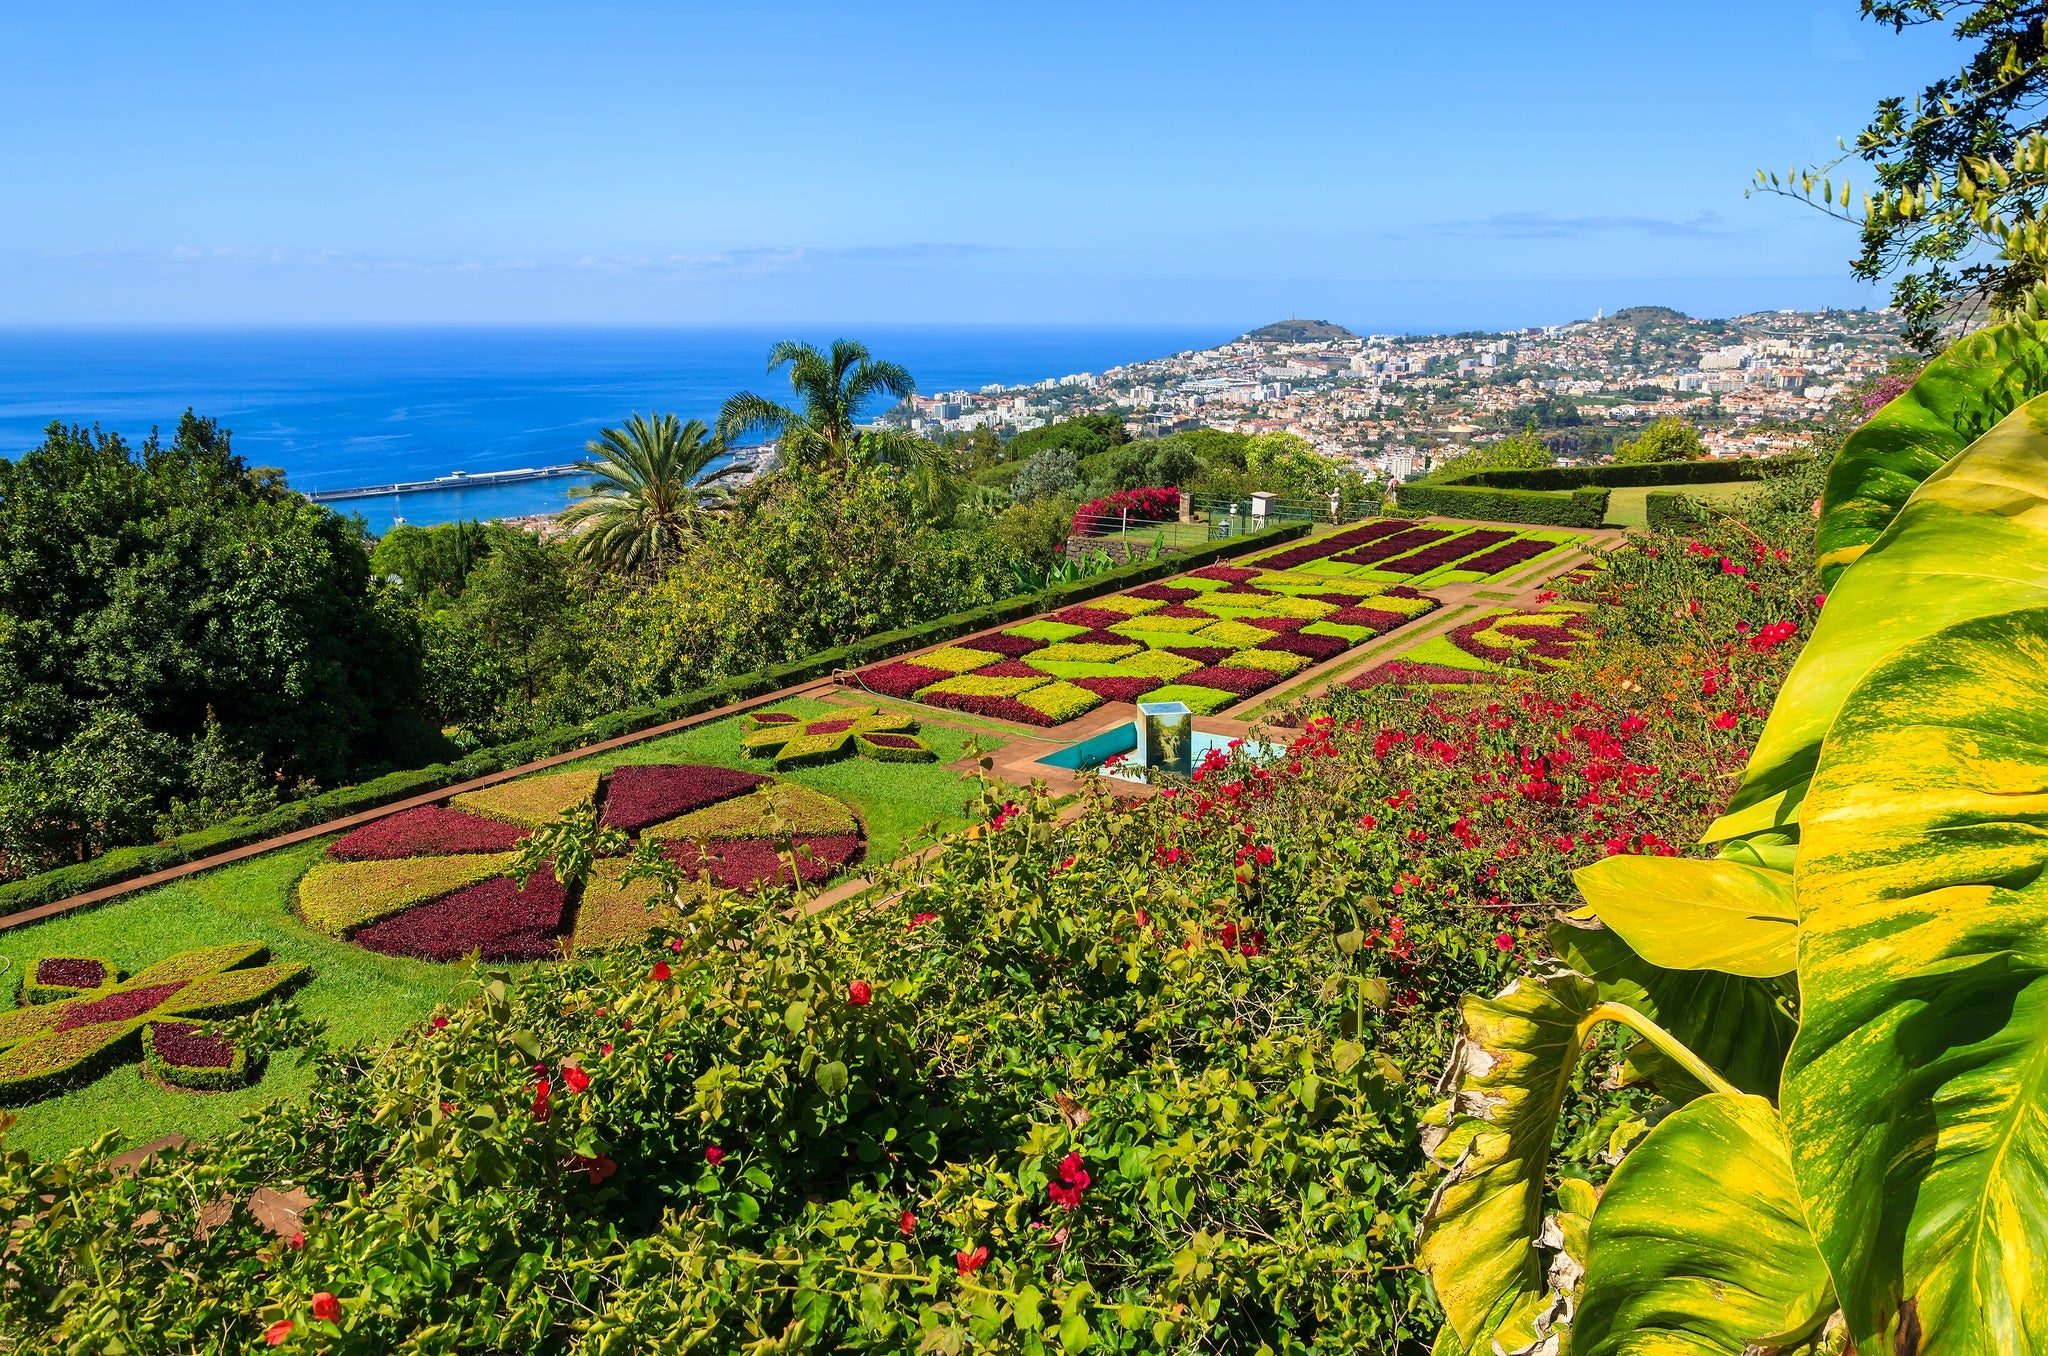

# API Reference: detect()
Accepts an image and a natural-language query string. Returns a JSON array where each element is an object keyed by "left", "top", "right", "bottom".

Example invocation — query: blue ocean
[{"left": 0, "top": 325, "right": 1232, "bottom": 532}]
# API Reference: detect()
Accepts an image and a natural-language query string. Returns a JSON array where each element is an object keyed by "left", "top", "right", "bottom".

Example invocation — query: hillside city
[{"left": 892, "top": 306, "right": 1913, "bottom": 479}]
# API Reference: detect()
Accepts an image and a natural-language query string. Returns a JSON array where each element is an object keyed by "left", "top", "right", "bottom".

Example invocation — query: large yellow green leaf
[
  {"left": 1706, "top": 391, "right": 2048, "bottom": 842},
  {"left": 1570, "top": 856, "right": 1796, "bottom": 978},
  {"left": 1816, "top": 315, "right": 2048, "bottom": 585},
  {"left": 1417, "top": 970, "right": 1601, "bottom": 1354},
  {"left": 1549, "top": 921, "right": 1795, "bottom": 1102},
  {"left": 1574, "top": 1093, "right": 1834, "bottom": 1355},
  {"left": 1786, "top": 605, "right": 2048, "bottom": 1353}
]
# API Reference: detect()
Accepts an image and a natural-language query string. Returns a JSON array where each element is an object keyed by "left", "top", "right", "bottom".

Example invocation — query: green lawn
[
  {"left": 0, "top": 698, "right": 998, "bottom": 1159},
  {"left": 1603, "top": 481, "right": 1755, "bottom": 529}
]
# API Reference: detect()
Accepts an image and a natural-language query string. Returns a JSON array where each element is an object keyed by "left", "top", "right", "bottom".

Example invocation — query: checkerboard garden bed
[
  {"left": 841, "top": 530, "right": 1457, "bottom": 723},
  {"left": 1243, "top": 517, "right": 1581, "bottom": 587},
  {"left": 1349, "top": 606, "right": 1598, "bottom": 688}
]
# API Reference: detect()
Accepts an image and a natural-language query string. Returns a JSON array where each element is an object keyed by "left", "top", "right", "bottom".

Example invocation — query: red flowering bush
[{"left": 1070, "top": 486, "right": 1179, "bottom": 535}]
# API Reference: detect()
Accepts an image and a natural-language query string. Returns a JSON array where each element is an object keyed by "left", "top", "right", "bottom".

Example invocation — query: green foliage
[
  {"left": 1425, "top": 424, "right": 1554, "bottom": 482},
  {"left": 1392, "top": 482, "right": 1610, "bottom": 527},
  {"left": 369, "top": 518, "right": 499, "bottom": 606},
  {"left": 0, "top": 415, "right": 422, "bottom": 881},
  {"left": 1008, "top": 446, "right": 1081, "bottom": 504},
  {"left": 1421, "top": 321, "right": 2048, "bottom": 1354},
  {"left": 718, "top": 340, "right": 916, "bottom": 473},
  {"left": 989, "top": 495, "right": 1077, "bottom": 571},
  {"left": 1003, "top": 413, "right": 1129, "bottom": 466},
  {"left": 1612, "top": 415, "right": 1704, "bottom": 464},
  {"left": 1244, "top": 431, "right": 1344, "bottom": 498},
  {"left": 562, "top": 414, "right": 742, "bottom": 576}
]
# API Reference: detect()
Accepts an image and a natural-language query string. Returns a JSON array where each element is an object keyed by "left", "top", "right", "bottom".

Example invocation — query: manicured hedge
[
  {"left": 143, "top": 1021, "right": 250, "bottom": 1092},
  {"left": 1393, "top": 482, "right": 1611, "bottom": 527},
  {"left": 1443, "top": 453, "right": 1805, "bottom": 491},
  {"left": 0, "top": 523, "right": 1309, "bottom": 918},
  {"left": 1645, "top": 489, "right": 1708, "bottom": 532}
]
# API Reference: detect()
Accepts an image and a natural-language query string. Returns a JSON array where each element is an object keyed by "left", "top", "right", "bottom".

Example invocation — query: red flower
[
  {"left": 531, "top": 1077, "right": 552, "bottom": 1121},
  {"left": 264, "top": 1320, "right": 294, "bottom": 1346},
  {"left": 704, "top": 1145, "right": 725, "bottom": 1165},
  {"left": 431, "top": 1016, "right": 449, "bottom": 1030},
  {"left": 847, "top": 980, "right": 873, "bottom": 1006},
  {"left": 669, "top": 937, "right": 683, "bottom": 952},
  {"left": 1048, "top": 1150, "right": 1092, "bottom": 1208},
  {"left": 311, "top": 1293, "right": 341, "bottom": 1322},
  {"left": 1494, "top": 932, "right": 1515, "bottom": 952},
  {"left": 578, "top": 1153, "right": 618, "bottom": 1185},
  {"left": 956, "top": 1245, "right": 990, "bottom": 1276},
  {"left": 1711, "top": 712, "right": 1739, "bottom": 730},
  {"left": 900, "top": 1209, "right": 917, "bottom": 1235},
  {"left": 562, "top": 1066, "right": 591, "bottom": 1094},
  {"left": 601, "top": 1043, "right": 614, "bottom": 1056},
  {"left": 287, "top": 1232, "right": 305, "bottom": 1250},
  {"left": 650, "top": 962, "right": 672, "bottom": 981}
]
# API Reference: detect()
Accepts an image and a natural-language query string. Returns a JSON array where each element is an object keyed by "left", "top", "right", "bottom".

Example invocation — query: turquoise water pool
[{"left": 1034, "top": 722, "right": 1271, "bottom": 782}]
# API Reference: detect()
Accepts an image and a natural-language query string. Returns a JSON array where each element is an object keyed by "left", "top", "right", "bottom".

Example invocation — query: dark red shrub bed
[
  {"left": 36, "top": 958, "right": 108, "bottom": 990},
  {"left": 149, "top": 1021, "right": 235, "bottom": 1068},
  {"left": 1243, "top": 616, "right": 1307, "bottom": 634},
  {"left": 328, "top": 805, "right": 528, "bottom": 861},
  {"left": 1348, "top": 660, "right": 1502, "bottom": 689},
  {"left": 1328, "top": 606, "right": 1412, "bottom": 630},
  {"left": 1302, "top": 591, "right": 1366, "bottom": 605},
  {"left": 846, "top": 661, "right": 953, "bottom": 700},
  {"left": 352, "top": 868, "right": 569, "bottom": 962},
  {"left": 1257, "top": 632, "right": 1350, "bottom": 662},
  {"left": 806, "top": 718, "right": 857, "bottom": 735},
  {"left": 1153, "top": 605, "right": 1213, "bottom": 619},
  {"left": 1184, "top": 564, "right": 1260, "bottom": 583},
  {"left": 1050, "top": 606, "right": 1129, "bottom": 630},
  {"left": 917, "top": 691, "right": 1058, "bottom": 726},
  {"left": 1125, "top": 582, "right": 1200, "bottom": 603},
  {"left": 1254, "top": 519, "right": 1415, "bottom": 570},
  {"left": 1214, "top": 582, "right": 1275, "bottom": 596},
  {"left": 1330, "top": 526, "right": 1451, "bottom": 568},
  {"left": 1063, "top": 627, "right": 1137, "bottom": 648},
  {"left": 956, "top": 632, "right": 1045, "bottom": 657},
  {"left": 971, "top": 659, "right": 1043, "bottom": 678},
  {"left": 660, "top": 835, "right": 865, "bottom": 891},
  {"left": 1456, "top": 538, "right": 1558, "bottom": 576},
  {"left": 1386, "top": 585, "right": 1428, "bottom": 599},
  {"left": 750, "top": 711, "right": 802, "bottom": 726},
  {"left": 1165, "top": 646, "right": 1235, "bottom": 666},
  {"left": 601, "top": 764, "right": 768, "bottom": 832},
  {"left": 861, "top": 733, "right": 924, "bottom": 750},
  {"left": 1178, "top": 666, "right": 1281, "bottom": 695},
  {"left": 1071, "top": 675, "right": 1163, "bottom": 702},
  {"left": 57, "top": 983, "right": 188, "bottom": 1032},
  {"left": 1379, "top": 529, "right": 1515, "bottom": 575}
]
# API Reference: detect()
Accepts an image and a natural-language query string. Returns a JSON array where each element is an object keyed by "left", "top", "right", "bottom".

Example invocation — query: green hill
[{"left": 1240, "top": 318, "right": 1359, "bottom": 344}]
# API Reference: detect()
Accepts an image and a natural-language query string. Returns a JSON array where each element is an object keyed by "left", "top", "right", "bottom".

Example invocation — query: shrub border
[
  {"left": 142, "top": 1022, "right": 252, "bottom": 1092},
  {"left": 0, "top": 522, "right": 1310, "bottom": 924}
]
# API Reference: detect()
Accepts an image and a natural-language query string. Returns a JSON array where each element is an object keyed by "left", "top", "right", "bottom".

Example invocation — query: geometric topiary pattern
[
  {"left": 0, "top": 943, "right": 306, "bottom": 1105},
  {"left": 832, "top": 519, "right": 1542, "bottom": 725},
  {"left": 143, "top": 1020, "right": 251, "bottom": 1092},
  {"left": 739, "top": 706, "right": 934, "bottom": 768},
  {"left": 16, "top": 955, "right": 122, "bottom": 1006},
  {"left": 448, "top": 767, "right": 603, "bottom": 828}
]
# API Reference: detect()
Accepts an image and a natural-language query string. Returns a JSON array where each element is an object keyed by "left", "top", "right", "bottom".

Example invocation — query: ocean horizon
[{"left": 0, "top": 324, "right": 1236, "bottom": 531}]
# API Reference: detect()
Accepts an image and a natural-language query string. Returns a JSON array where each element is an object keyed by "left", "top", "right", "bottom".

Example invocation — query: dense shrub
[
  {"left": 1070, "top": 487, "right": 1180, "bottom": 534},
  {"left": 1391, "top": 482, "right": 1610, "bottom": 526}
]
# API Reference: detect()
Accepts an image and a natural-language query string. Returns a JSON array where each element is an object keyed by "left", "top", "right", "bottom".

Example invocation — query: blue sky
[{"left": 0, "top": 2, "right": 1965, "bottom": 330}]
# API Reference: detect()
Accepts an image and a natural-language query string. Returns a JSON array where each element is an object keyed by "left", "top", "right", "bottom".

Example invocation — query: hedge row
[
  {"left": 1392, "top": 482, "right": 1611, "bottom": 527},
  {"left": 1439, "top": 453, "right": 1806, "bottom": 492},
  {"left": 0, "top": 522, "right": 1310, "bottom": 919},
  {"left": 1645, "top": 489, "right": 1709, "bottom": 533}
]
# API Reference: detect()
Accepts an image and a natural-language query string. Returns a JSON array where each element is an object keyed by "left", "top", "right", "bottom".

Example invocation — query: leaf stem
[{"left": 1585, "top": 1001, "right": 1740, "bottom": 1098}]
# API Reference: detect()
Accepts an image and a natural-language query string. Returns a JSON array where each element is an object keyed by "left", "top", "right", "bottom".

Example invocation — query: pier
[{"left": 303, "top": 464, "right": 586, "bottom": 503}]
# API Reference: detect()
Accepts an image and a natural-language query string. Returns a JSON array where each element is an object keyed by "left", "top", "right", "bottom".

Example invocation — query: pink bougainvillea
[
  {"left": 327, "top": 806, "right": 528, "bottom": 861},
  {"left": 1070, "top": 487, "right": 1180, "bottom": 535}
]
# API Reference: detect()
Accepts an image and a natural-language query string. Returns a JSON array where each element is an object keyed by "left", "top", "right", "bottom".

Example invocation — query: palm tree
[
  {"left": 561, "top": 413, "right": 738, "bottom": 575},
  {"left": 717, "top": 339, "right": 917, "bottom": 473}
]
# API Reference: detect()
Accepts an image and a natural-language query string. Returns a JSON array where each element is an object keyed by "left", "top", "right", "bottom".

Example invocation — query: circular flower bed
[{"left": 295, "top": 764, "right": 868, "bottom": 960}]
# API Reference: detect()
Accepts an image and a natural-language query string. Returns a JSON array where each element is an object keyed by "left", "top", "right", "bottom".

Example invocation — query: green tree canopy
[
  {"left": 562, "top": 414, "right": 741, "bottom": 577},
  {"left": 1245, "top": 431, "right": 1344, "bottom": 498},
  {"left": 1003, "top": 413, "right": 1128, "bottom": 465},
  {"left": 1615, "top": 416, "right": 1705, "bottom": 465},
  {"left": 0, "top": 414, "right": 421, "bottom": 874},
  {"left": 717, "top": 340, "right": 916, "bottom": 473}
]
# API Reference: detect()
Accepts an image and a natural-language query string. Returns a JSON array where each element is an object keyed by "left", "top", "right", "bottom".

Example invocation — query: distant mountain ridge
[{"left": 1240, "top": 318, "right": 1359, "bottom": 344}]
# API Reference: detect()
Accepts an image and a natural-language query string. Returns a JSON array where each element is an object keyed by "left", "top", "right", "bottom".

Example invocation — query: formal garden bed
[
  {"left": 1349, "top": 604, "right": 1599, "bottom": 687},
  {"left": 0, "top": 697, "right": 994, "bottom": 1156},
  {"left": 839, "top": 525, "right": 1470, "bottom": 724}
]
